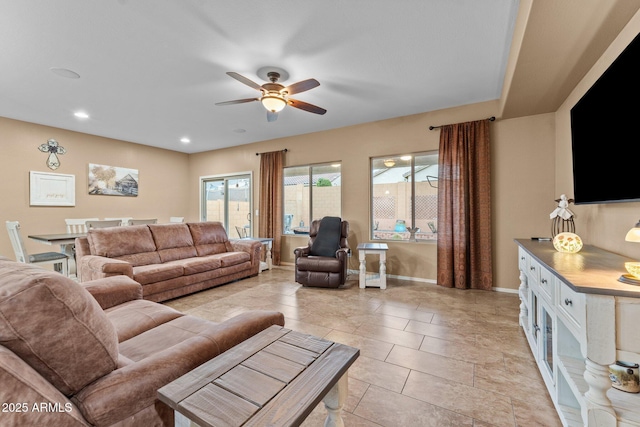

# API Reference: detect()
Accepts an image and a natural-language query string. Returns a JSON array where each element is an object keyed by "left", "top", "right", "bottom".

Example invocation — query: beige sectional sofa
[
  {"left": 0, "top": 256, "right": 284, "bottom": 426},
  {"left": 75, "top": 221, "right": 261, "bottom": 302}
]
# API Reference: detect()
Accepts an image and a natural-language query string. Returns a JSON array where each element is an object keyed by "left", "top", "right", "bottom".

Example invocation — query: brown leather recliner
[{"left": 294, "top": 218, "right": 350, "bottom": 288}]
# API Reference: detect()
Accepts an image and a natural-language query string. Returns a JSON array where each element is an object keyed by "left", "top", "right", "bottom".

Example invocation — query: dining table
[{"left": 28, "top": 232, "right": 86, "bottom": 278}]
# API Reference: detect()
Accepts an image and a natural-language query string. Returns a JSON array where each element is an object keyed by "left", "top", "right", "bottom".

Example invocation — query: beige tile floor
[{"left": 164, "top": 266, "right": 562, "bottom": 427}]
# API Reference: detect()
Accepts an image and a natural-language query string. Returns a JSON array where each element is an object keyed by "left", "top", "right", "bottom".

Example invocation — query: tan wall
[
  {"left": 0, "top": 117, "right": 189, "bottom": 259},
  {"left": 492, "top": 113, "right": 557, "bottom": 290},
  {"left": 554, "top": 10, "right": 640, "bottom": 261}
]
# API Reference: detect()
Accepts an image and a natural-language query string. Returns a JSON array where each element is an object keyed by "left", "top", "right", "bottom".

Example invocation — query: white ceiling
[{"left": 0, "top": 0, "right": 522, "bottom": 153}]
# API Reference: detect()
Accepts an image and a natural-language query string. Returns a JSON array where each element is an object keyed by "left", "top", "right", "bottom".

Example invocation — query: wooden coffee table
[{"left": 158, "top": 325, "right": 359, "bottom": 427}]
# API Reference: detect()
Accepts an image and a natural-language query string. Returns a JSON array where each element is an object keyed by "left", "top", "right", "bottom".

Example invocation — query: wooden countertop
[{"left": 515, "top": 238, "right": 640, "bottom": 298}]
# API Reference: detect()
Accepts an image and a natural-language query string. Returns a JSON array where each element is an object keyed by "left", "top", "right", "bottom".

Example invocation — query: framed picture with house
[{"left": 88, "top": 163, "right": 138, "bottom": 196}]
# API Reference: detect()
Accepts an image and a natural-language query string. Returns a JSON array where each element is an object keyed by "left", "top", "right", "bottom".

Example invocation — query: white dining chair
[
  {"left": 5, "top": 221, "right": 69, "bottom": 276},
  {"left": 65, "top": 218, "right": 99, "bottom": 233},
  {"left": 127, "top": 218, "right": 158, "bottom": 225},
  {"left": 169, "top": 216, "right": 184, "bottom": 223},
  {"left": 86, "top": 219, "right": 123, "bottom": 229},
  {"left": 103, "top": 217, "right": 132, "bottom": 226}
]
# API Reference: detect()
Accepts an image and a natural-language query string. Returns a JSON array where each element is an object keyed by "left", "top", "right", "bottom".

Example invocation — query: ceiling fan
[{"left": 216, "top": 71, "right": 327, "bottom": 122}]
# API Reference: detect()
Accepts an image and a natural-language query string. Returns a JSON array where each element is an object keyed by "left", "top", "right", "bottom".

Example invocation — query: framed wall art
[
  {"left": 88, "top": 163, "right": 138, "bottom": 197},
  {"left": 29, "top": 171, "right": 76, "bottom": 206}
]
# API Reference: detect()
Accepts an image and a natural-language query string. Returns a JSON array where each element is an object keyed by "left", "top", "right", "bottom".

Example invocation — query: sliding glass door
[{"left": 201, "top": 173, "right": 252, "bottom": 238}]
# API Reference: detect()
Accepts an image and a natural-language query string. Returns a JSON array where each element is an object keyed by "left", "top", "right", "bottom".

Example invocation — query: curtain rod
[
  {"left": 256, "top": 148, "right": 288, "bottom": 156},
  {"left": 428, "top": 116, "right": 495, "bottom": 130}
]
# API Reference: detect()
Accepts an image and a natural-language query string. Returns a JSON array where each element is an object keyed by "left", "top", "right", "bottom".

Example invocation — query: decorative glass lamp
[
  {"left": 620, "top": 220, "right": 640, "bottom": 285},
  {"left": 553, "top": 232, "right": 583, "bottom": 253}
]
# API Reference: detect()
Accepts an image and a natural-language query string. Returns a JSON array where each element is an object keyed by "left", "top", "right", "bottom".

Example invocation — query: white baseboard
[
  {"left": 347, "top": 269, "right": 518, "bottom": 293},
  {"left": 491, "top": 287, "right": 519, "bottom": 294},
  {"left": 280, "top": 267, "right": 517, "bottom": 293}
]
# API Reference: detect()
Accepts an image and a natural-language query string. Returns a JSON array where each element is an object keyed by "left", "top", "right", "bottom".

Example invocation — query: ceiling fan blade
[
  {"left": 215, "top": 98, "right": 259, "bottom": 106},
  {"left": 284, "top": 78, "right": 320, "bottom": 95},
  {"left": 267, "top": 111, "right": 278, "bottom": 122},
  {"left": 288, "top": 98, "right": 327, "bottom": 115},
  {"left": 226, "top": 72, "right": 264, "bottom": 91}
]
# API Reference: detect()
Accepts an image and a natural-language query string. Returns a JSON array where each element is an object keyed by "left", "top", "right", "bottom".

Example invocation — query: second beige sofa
[{"left": 76, "top": 221, "right": 261, "bottom": 302}]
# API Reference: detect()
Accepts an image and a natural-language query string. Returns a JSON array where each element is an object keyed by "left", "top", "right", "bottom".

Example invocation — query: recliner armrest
[
  {"left": 336, "top": 247, "right": 350, "bottom": 259},
  {"left": 293, "top": 246, "right": 310, "bottom": 258},
  {"left": 82, "top": 276, "right": 143, "bottom": 310}
]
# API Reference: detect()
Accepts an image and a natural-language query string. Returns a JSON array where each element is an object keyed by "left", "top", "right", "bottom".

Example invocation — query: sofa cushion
[
  {"left": 88, "top": 225, "right": 160, "bottom": 266},
  {"left": 188, "top": 221, "right": 233, "bottom": 256},
  {"left": 104, "top": 299, "right": 184, "bottom": 342},
  {"left": 0, "top": 258, "right": 118, "bottom": 396},
  {"left": 210, "top": 251, "right": 251, "bottom": 267},
  {"left": 167, "top": 256, "right": 222, "bottom": 275},
  {"left": 148, "top": 223, "right": 197, "bottom": 262},
  {"left": 132, "top": 263, "right": 184, "bottom": 286}
]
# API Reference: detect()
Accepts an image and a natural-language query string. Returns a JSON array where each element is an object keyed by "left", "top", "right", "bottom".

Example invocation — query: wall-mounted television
[{"left": 570, "top": 32, "right": 640, "bottom": 205}]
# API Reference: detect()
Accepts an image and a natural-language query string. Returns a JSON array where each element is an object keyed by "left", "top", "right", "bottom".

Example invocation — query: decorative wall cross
[{"left": 38, "top": 139, "right": 66, "bottom": 170}]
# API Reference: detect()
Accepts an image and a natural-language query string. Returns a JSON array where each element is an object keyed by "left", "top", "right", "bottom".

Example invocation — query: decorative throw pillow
[{"left": 310, "top": 217, "right": 342, "bottom": 257}]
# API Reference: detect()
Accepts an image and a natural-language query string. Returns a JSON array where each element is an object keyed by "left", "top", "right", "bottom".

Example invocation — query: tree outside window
[{"left": 283, "top": 163, "right": 341, "bottom": 235}]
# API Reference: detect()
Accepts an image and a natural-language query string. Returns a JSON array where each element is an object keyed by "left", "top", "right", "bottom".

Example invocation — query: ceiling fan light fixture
[{"left": 261, "top": 94, "right": 286, "bottom": 113}]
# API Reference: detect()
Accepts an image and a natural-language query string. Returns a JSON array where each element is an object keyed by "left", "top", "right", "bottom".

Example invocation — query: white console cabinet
[{"left": 516, "top": 239, "right": 640, "bottom": 427}]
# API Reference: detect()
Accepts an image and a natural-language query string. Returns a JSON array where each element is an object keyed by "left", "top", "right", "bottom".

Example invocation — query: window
[
  {"left": 283, "top": 163, "right": 341, "bottom": 235},
  {"left": 201, "top": 173, "right": 252, "bottom": 238},
  {"left": 371, "top": 152, "right": 438, "bottom": 241}
]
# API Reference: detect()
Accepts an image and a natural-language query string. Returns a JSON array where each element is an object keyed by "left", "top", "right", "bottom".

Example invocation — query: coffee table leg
[
  {"left": 323, "top": 372, "right": 348, "bottom": 427},
  {"left": 174, "top": 411, "right": 193, "bottom": 427}
]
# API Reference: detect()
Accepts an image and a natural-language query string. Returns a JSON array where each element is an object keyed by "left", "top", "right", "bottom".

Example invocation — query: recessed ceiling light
[
  {"left": 74, "top": 111, "right": 89, "bottom": 119},
  {"left": 50, "top": 67, "right": 80, "bottom": 79},
  {"left": 180, "top": 137, "right": 191, "bottom": 143},
  {"left": 401, "top": 155, "right": 412, "bottom": 160}
]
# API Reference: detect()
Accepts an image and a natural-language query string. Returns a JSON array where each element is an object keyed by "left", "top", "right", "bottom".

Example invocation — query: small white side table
[
  {"left": 357, "top": 243, "right": 389, "bottom": 289},
  {"left": 239, "top": 237, "right": 273, "bottom": 272}
]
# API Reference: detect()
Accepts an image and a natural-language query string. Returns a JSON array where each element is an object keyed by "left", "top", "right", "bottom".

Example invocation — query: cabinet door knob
[
  {"left": 530, "top": 266, "right": 535, "bottom": 271},
  {"left": 564, "top": 298, "right": 573, "bottom": 306},
  {"left": 541, "top": 278, "right": 547, "bottom": 284},
  {"left": 521, "top": 256, "right": 525, "bottom": 260}
]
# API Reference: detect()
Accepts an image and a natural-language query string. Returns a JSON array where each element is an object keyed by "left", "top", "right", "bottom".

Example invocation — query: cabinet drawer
[
  {"left": 558, "top": 281, "right": 584, "bottom": 329},
  {"left": 518, "top": 247, "right": 528, "bottom": 271},
  {"left": 528, "top": 258, "right": 541, "bottom": 286},
  {"left": 539, "top": 267, "right": 555, "bottom": 302}
]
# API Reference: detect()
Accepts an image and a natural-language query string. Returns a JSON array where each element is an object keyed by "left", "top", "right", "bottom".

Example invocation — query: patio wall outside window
[
  {"left": 371, "top": 152, "right": 438, "bottom": 242},
  {"left": 283, "top": 163, "right": 341, "bottom": 235}
]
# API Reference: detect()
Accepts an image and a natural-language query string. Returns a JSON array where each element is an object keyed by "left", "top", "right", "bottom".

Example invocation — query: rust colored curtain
[
  {"left": 437, "top": 119, "right": 493, "bottom": 290},
  {"left": 258, "top": 151, "right": 284, "bottom": 265}
]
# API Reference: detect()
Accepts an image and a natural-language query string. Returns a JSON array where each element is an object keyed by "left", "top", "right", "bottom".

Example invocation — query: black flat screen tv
[{"left": 570, "top": 32, "right": 640, "bottom": 205}]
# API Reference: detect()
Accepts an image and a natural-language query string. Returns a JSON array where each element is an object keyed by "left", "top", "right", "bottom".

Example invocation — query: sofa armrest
[
  {"left": 82, "top": 276, "right": 143, "bottom": 310},
  {"left": 78, "top": 255, "right": 133, "bottom": 282},
  {"left": 229, "top": 239, "right": 261, "bottom": 255},
  {"left": 73, "top": 310, "right": 285, "bottom": 427},
  {"left": 230, "top": 239, "right": 262, "bottom": 271}
]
